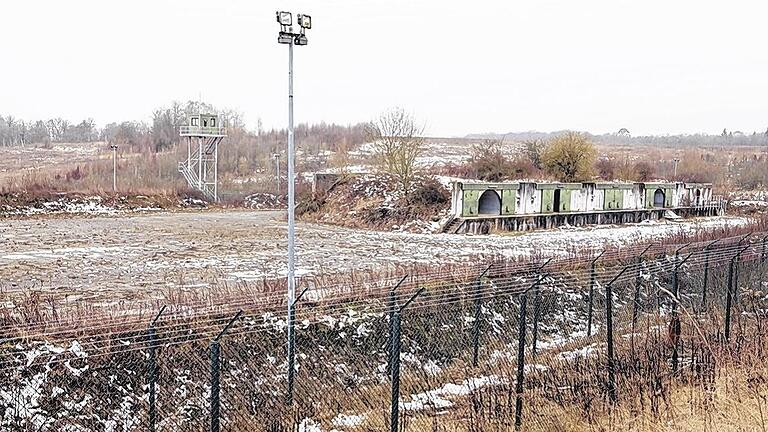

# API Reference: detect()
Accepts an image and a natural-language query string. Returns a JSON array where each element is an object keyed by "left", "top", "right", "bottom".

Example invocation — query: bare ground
[{"left": 0, "top": 210, "right": 751, "bottom": 306}]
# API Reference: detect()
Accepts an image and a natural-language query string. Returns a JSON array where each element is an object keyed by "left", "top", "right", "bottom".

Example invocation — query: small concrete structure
[{"left": 444, "top": 180, "right": 725, "bottom": 234}]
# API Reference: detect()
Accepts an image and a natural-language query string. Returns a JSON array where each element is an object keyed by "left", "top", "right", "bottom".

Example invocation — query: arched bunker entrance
[
  {"left": 653, "top": 188, "right": 665, "bottom": 208},
  {"left": 478, "top": 190, "right": 501, "bottom": 215}
]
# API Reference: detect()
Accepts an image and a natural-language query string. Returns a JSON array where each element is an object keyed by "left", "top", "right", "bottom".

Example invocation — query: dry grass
[{"left": 4, "top": 227, "right": 768, "bottom": 430}]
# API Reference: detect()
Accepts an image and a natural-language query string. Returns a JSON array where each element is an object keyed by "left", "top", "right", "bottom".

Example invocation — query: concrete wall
[
  {"left": 584, "top": 184, "right": 603, "bottom": 211},
  {"left": 450, "top": 181, "right": 463, "bottom": 216},
  {"left": 457, "top": 206, "right": 724, "bottom": 234},
  {"left": 517, "top": 183, "right": 541, "bottom": 214},
  {"left": 682, "top": 183, "right": 714, "bottom": 207},
  {"left": 570, "top": 189, "right": 585, "bottom": 212},
  {"left": 622, "top": 184, "right": 644, "bottom": 210}
]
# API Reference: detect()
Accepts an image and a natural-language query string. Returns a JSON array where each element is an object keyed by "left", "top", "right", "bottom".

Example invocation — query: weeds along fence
[{"left": 2, "top": 232, "right": 768, "bottom": 431}]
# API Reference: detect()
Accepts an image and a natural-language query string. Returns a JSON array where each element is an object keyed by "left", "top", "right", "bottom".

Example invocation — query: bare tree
[
  {"left": 522, "top": 139, "right": 545, "bottom": 170},
  {"left": 365, "top": 107, "right": 425, "bottom": 194}
]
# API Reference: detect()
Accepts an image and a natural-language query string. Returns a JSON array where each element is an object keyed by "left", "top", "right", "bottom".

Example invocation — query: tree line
[
  {"left": 0, "top": 101, "right": 367, "bottom": 156},
  {"left": 0, "top": 116, "right": 99, "bottom": 146},
  {"left": 467, "top": 128, "right": 768, "bottom": 148}
]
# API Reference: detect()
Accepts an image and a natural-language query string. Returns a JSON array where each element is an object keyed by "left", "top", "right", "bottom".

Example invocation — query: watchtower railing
[{"left": 180, "top": 125, "right": 227, "bottom": 137}]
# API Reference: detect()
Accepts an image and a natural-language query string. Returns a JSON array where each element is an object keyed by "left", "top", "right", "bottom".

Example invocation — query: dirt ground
[
  {"left": 0, "top": 142, "right": 108, "bottom": 184},
  {"left": 0, "top": 210, "right": 750, "bottom": 306}
]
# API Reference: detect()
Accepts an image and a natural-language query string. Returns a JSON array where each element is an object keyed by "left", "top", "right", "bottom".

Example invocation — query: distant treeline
[
  {"left": 0, "top": 101, "right": 367, "bottom": 155},
  {"left": 467, "top": 129, "right": 768, "bottom": 148}
]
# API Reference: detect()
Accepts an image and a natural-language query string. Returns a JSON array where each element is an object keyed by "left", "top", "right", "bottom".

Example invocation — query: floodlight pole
[
  {"left": 277, "top": 12, "right": 309, "bottom": 406},
  {"left": 285, "top": 38, "right": 297, "bottom": 404}
]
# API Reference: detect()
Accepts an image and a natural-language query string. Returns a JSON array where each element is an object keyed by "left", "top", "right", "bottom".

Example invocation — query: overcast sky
[{"left": 2, "top": 0, "right": 767, "bottom": 137}]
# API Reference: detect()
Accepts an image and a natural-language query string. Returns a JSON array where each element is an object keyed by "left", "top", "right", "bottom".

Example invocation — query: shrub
[
  {"left": 468, "top": 140, "right": 514, "bottom": 181},
  {"left": 296, "top": 192, "right": 324, "bottom": 216},
  {"left": 633, "top": 161, "right": 655, "bottom": 181},
  {"left": 595, "top": 158, "right": 616, "bottom": 180},
  {"left": 65, "top": 166, "right": 85, "bottom": 182},
  {"left": 523, "top": 140, "right": 545, "bottom": 170},
  {"left": 408, "top": 179, "right": 449, "bottom": 206},
  {"left": 541, "top": 132, "right": 597, "bottom": 182},
  {"left": 677, "top": 150, "right": 722, "bottom": 183}
]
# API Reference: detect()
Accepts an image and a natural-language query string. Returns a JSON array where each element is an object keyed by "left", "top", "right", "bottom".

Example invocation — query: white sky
[{"left": 2, "top": 0, "right": 767, "bottom": 137}]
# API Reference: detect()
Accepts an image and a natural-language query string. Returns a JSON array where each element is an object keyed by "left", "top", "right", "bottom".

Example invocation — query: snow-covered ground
[
  {"left": 730, "top": 200, "right": 768, "bottom": 208},
  {"left": 0, "top": 195, "right": 167, "bottom": 217},
  {"left": 0, "top": 210, "right": 751, "bottom": 304},
  {"left": 350, "top": 139, "right": 521, "bottom": 169}
]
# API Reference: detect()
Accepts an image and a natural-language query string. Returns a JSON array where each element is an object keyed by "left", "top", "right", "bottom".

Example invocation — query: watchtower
[{"left": 178, "top": 113, "right": 226, "bottom": 201}]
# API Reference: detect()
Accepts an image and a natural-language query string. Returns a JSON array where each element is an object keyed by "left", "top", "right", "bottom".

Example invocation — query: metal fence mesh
[{"left": 2, "top": 233, "right": 768, "bottom": 431}]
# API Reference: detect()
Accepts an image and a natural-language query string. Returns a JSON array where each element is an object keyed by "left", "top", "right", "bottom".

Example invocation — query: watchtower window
[
  {"left": 203, "top": 119, "right": 208, "bottom": 127},
  {"left": 210, "top": 118, "right": 216, "bottom": 127},
  {"left": 191, "top": 117, "right": 199, "bottom": 126}
]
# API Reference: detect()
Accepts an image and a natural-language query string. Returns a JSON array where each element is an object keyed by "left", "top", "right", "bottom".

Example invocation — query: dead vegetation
[
  {"left": 4, "top": 229, "right": 768, "bottom": 431},
  {"left": 298, "top": 173, "right": 450, "bottom": 232}
]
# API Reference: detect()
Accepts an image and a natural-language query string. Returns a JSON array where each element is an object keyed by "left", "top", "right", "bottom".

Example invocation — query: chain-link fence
[{"left": 2, "top": 232, "right": 768, "bottom": 431}]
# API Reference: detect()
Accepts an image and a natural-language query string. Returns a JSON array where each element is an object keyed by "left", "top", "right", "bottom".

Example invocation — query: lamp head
[
  {"left": 278, "top": 32, "right": 294, "bottom": 44},
  {"left": 294, "top": 34, "right": 308, "bottom": 46},
  {"left": 276, "top": 11, "right": 292, "bottom": 26},
  {"left": 297, "top": 14, "right": 311, "bottom": 29}
]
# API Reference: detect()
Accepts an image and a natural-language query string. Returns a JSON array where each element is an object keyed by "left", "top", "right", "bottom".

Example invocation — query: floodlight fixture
[
  {"left": 298, "top": 14, "right": 311, "bottom": 29},
  {"left": 276, "top": 11, "right": 292, "bottom": 26},
  {"left": 294, "top": 34, "right": 308, "bottom": 46},
  {"left": 278, "top": 32, "right": 293, "bottom": 44}
]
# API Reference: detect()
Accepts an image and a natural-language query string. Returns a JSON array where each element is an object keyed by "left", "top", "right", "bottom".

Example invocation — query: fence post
[
  {"left": 390, "top": 288, "right": 424, "bottom": 432},
  {"left": 724, "top": 257, "right": 735, "bottom": 342},
  {"left": 387, "top": 276, "right": 408, "bottom": 378},
  {"left": 734, "top": 253, "right": 741, "bottom": 306},
  {"left": 586, "top": 250, "right": 605, "bottom": 337},
  {"left": 671, "top": 253, "right": 692, "bottom": 374},
  {"left": 605, "top": 266, "right": 629, "bottom": 403},
  {"left": 674, "top": 243, "right": 691, "bottom": 262},
  {"left": 390, "top": 311, "right": 402, "bottom": 432},
  {"left": 515, "top": 276, "right": 543, "bottom": 430},
  {"left": 530, "top": 258, "right": 551, "bottom": 356},
  {"left": 472, "top": 265, "right": 493, "bottom": 367},
  {"left": 725, "top": 246, "right": 749, "bottom": 342},
  {"left": 148, "top": 305, "right": 166, "bottom": 432},
  {"left": 734, "top": 234, "right": 751, "bottom": 305},
  {"left": 287, "top": 286, "right": 310, "bottom": 405},
  {"left": 210, "top": 310, "right": 243, "bottom": 432},
  {"left": 700, "top": 239, "right": 720, "bottom": 312},
  {"left": 631, "top": 245, "right": 653, "bottom": 354},
  {"left": 663, "top": 243, "right": 690, "bottom": 315},
  {"left": 210, "top": 340, "right": 221, "bottom": 432},
  {"left": 514, "top": 292, "right": 528, "bottom": 430},
  {"left": 760, "top": 235, "right": 768, "bottom": 292},
  {"left": 632, "top": 244, "right": 654, "bottom": 326},
  {"left": 531, "top": 288, "right": 541, "bottom": 357}
]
